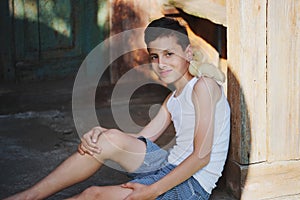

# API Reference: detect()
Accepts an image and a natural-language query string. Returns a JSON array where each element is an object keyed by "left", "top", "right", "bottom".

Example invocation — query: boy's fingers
[
  {"left": 101, "top": 127, "right": 108, "bottom": 132},
  {"left": 80, "top": 127, "right": 109, "bottom": 155},
  {"left": 77, "top": 144, "right": 85, "bottom": 155},
  {"left": 121, "top": 183, "right": 132, "bottom": 188},
  {"left": 83, "top": 132, "right": 98, "bottom": 149},
  {"left": 80, "top": 143, "right": 96, "bottom": 156},
  {"left": 80, "top": 139, "right": 102, "bottom": 154},
  {"left": 92, "top": 128, "right": 102, "bottom": 143},
  {"left": 121, "top": 182, "right": 138, "bottom": 189}
]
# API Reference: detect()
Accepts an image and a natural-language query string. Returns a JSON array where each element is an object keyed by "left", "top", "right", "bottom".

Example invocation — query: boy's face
[{"left": 147, "top": 36, "right": 192, "bottom": 85}]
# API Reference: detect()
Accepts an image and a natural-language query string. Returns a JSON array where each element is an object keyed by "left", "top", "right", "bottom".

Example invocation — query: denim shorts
[{"left": 128, "top": 137, "right": 210, "bottom": 200}]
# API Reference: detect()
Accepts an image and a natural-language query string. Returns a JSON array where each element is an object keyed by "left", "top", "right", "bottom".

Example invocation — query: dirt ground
[{"left": 0, "top": 78, "right": 236, "bottom": 199}]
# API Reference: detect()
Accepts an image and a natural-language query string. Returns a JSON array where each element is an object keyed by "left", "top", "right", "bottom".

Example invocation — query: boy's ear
[{"left": 185, "top": 45, "right": 193, "bottom": 61}]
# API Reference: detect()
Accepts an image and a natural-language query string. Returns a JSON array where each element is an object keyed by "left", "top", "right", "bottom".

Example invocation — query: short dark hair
[{"left": 144, "top": 17, "right": 190, "bottom": 50}]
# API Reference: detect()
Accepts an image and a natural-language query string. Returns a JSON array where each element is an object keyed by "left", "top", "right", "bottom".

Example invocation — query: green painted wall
[{"left": 0, "top": 0, "right": 109, "bottom": 82}]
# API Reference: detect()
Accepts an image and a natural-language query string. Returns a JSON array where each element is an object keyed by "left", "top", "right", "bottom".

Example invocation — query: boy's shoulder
[
  {"left": 193, "top": 76, "right": 222, "bottom": 102},
  {"left": 194, "top": 76, "right": 220, "bottom": 89}
]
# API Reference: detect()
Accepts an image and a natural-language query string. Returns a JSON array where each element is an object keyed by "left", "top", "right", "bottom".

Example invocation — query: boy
[{"left": 5, "top": 17, "right": 230, "bottom": 200}]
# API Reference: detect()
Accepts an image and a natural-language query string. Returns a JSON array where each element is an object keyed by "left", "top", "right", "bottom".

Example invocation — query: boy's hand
[
  {"left": 122, "top": 182, "right": 158, "bottom": 200},
  {"left": 78, "top": 127, "right": 107, "bottom": 156}
]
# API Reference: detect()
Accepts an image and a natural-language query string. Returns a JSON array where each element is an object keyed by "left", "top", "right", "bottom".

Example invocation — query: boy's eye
[
  {"left": 150, "top": 55, "right": 158, "bottom": 60},
  {"left": 166, "top": 52, "right": 174, "bottom": 57}
]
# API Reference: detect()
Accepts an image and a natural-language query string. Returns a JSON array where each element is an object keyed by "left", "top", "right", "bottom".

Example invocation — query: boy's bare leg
[
  {"left": 66, "top": 185, "right": 132, "bottom": 200},
  {"left": 4, "top": 131, "right": 146, "bottom": 200},
  {"left": 5, "top": 153, "right": 102, "bottom": 200}
]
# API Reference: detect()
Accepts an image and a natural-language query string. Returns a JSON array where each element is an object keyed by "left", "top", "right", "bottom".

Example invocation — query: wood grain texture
[
  {"left": 226, "top": 0, "right": 267, "bottom": 164},
  {"left": 168, "top": 0, "right": 226, "bottom": 26},
  {"left": 267, "top": 0, "right": 300, "bottom": 161},
  {"left": 242, "top": 161, "right": 300, "bottom": 199}
]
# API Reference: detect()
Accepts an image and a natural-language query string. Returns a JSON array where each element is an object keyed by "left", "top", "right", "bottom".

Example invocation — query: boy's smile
[
  {"left": 147, "top": 36, "right": 193, "bottom": 90},
  {"left": 158, "top": 69, "right": 173, "bottom": 77}
]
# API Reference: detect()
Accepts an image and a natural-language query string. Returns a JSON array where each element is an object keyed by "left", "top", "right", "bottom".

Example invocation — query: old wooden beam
[
  {"left": 168, "top": 0, "right": 226, "bottom": 26},
  {"left": 267, "top": 0, "right": 300, "bottom": 162},
  {"left": 225, "top": 0, "right": 267, "bottom": 198},
  {"left": 227, "top": 0, "right": 267, "bottom": 165}
]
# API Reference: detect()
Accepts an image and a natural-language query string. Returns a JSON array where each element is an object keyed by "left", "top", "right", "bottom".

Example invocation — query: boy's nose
[
  {"left": 158, "top": 58, "right": 167, "bottom": 68},
  {"left": 158, "top": 63, "right": 167, "bottom": 70}
]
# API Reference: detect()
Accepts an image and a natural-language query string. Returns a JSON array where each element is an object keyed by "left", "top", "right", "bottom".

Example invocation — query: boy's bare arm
[
  {"left": 134, "top": 94, "right": 172, "bottom": 141},
  {"left": 78, "top": 94, "right": 172, "bottom": 155}
]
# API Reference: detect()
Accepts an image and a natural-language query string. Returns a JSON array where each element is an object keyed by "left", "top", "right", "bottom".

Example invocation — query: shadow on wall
[
  {"left": 178, "top": 8, "right": 227, "bottom": 59},
  {"left": 108, "top": 0, "right": 150, "bottom": 84},
  {"left": 225, "top": 68, "right": 251, "bottom": 199}
]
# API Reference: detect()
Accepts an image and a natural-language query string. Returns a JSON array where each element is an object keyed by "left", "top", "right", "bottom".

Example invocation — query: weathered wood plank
[
  {"left": 226, "top": 0, "right": 267, "bottom": 164},
  {"left": 267, "top": 0, "right": 300, "bottom": 161},
  {"left": 0, "top": 0, "right": 15, "bottom": 80},
  {"left": 168, "top": 0, "right": 226, "bottom": 26},
  {"left": 11, "top": 0, "right": 103, "bottom": 81},
  {"left": 227, "top": 160, "right": 300, "bottom": 199},
  {"left": 13, "top": 0, "right": 25, "bottom": 60},
  {"left": 39, "top": 0, "right": 83, "bottom": 59},
  {"left": 23, "top": 0, "right": 39, "bottom": 59},
  {"left": 243, "top": 161, "right": 300, "bottom": 199},
  {"left": 39, "top": 0, "right": 73, "bottom": 51}
]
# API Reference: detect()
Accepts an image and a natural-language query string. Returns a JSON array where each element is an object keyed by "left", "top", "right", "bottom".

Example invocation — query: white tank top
[{"left": 166, "top": 77, "right": 230, "bottom": 194}]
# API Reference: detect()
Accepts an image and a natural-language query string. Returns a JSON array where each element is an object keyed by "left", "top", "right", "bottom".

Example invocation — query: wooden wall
[
  {"left": 267, "top": 0, "right": 300, "bottom": 162},
  {"left": 227, "top": 0, "right": 300, "bottom": 199}
]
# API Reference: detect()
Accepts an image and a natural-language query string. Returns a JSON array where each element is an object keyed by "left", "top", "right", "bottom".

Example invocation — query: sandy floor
[{"left": 0, "top": 79, "right": 235, "bottom": 199}]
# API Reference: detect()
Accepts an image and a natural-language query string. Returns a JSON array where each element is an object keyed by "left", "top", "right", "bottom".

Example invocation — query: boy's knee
[
  {"left": 95, "top": 129, "right": 126, "bottom": 157},
  {"left": 100, "top": 129, "right": 125, "bottom": 147}
]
